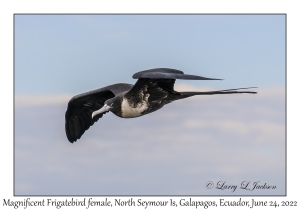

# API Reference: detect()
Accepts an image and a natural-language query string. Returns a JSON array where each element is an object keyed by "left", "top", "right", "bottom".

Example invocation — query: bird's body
[
  {"left": 65, "top": 68, "right": 257, "bottom": 143},
  {"left": 121, "top": 96, "right": 149, "bottom": 118}
]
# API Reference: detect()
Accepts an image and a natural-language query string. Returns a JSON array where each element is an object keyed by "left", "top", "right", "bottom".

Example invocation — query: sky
[
  {"left": 14, "top": 14, "right": 285, "bottom": 196},
  {"left": 15, "top": 15, "right": 285, "bottom": 95}
]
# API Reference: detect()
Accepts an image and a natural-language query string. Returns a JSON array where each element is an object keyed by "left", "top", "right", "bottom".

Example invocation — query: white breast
[{"left": 121, "top": 98, "right": 149, "bottom": 118}]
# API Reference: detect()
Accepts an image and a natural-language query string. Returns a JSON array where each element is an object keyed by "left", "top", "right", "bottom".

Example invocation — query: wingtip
[{"left": 67, "top": 137, "right": 76, "bottom": 143}]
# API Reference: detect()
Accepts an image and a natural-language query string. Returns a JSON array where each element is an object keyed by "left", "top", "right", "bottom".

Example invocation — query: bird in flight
[{"left": 65, "top": 68, "right": 256, "bottom": 143}]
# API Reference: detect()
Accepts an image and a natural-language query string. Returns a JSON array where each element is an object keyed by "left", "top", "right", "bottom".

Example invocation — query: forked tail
[{"left": 174, "top": 87, "right": 257, "bottom": 101}]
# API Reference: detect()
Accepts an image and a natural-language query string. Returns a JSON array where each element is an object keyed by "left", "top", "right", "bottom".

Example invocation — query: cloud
[
  {"left": 14, "top": 86, "right": 285, "bottom": 195},
  {"left": 15, "top": 94, "right": 71, "bottom": 106}
]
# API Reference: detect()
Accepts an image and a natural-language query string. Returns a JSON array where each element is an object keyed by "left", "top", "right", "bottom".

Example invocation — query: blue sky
[
  {"left": 15, "top": 15, "right": 285, "bottom": 95},
  {"left": 14, "top": 14, "right": 286, "bottom": 196}
]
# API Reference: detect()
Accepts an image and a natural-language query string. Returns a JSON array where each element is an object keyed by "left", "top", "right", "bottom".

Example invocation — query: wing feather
[
  {"left": 65, "top": 83, "right": 133, "bottom": 143},
  {"left": 133, "top": 68, "right": 222, "bottom": 80}
]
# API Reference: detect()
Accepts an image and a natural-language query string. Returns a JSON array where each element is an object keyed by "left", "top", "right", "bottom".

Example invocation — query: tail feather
[
  {"left": 174, "top": 87, "right": 257, "bottom": 100},
  {"left": 210, "top": 87, "right": 257, "bottom": 92}
]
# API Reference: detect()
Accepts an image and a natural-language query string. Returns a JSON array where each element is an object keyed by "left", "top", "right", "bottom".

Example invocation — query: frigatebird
[{"left": 65, "top": 68, "right": 256, "bottom": 143}]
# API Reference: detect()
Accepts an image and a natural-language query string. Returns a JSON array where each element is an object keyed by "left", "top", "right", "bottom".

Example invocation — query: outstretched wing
[
  {"left": 132, "top": 68, "right": 222, "bottom": 80},
  {"left": 128, "top": 68, "right": 256, "bottom": 113},
  {"left": 130, "top": 68, "right": 222, "bottom": 97},
  {"left": 126, "top": 68, "right": 222, "bottom": 114},
  {"left": 65, "top": 83, "right": 133, "bottom": 143}
]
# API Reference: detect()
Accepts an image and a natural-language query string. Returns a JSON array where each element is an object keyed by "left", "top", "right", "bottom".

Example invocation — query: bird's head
[{"left": 92, "top": 97, "right": 121, "bottom": 118}]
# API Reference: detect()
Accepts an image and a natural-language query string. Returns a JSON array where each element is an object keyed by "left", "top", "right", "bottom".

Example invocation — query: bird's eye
[{"left": 111, "top": 103, "right": 114, "bottom": 107}]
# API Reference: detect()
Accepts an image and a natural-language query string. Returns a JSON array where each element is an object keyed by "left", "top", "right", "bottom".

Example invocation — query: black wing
[
  {"left": 65, "top": 83, "right": 133, "bottom": 143},
  {"left": 126, "top": 68, "right": 222, "bottom": 115},
  {"left": 132, "top": 68, "right": 222, "bottom": 80},
  {"left": 128, "top": 68, "right": 256, "bottom": 114},
  {"left": 130, "top": 68, "right": 222, "bottom": 97}
]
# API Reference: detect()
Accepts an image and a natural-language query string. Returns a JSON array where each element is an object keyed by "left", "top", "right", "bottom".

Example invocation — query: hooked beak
[{"left": 92, "top": 104, "right": 111, "bottom": 118}]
